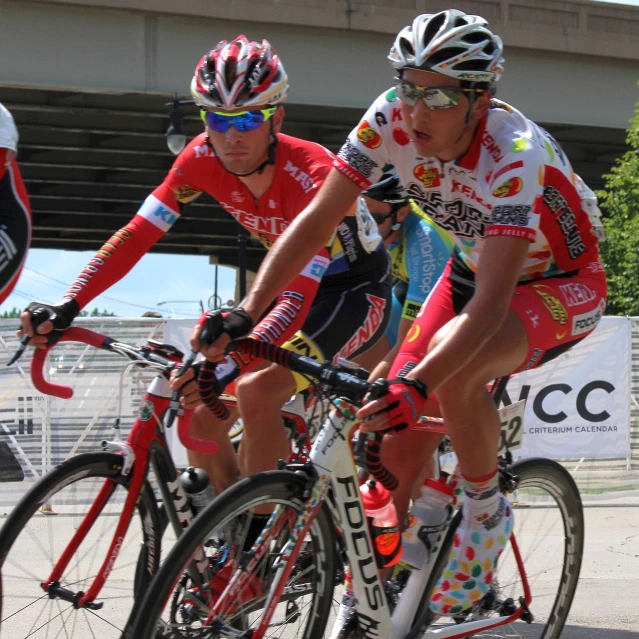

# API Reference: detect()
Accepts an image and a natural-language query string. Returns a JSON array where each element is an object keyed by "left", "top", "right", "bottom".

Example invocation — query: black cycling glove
[
  {"left": 25, "top": 299, "right": 80, "bottom": 346},
  {"left": 197, "top": 308, "right": 254, "bottom": 347}
]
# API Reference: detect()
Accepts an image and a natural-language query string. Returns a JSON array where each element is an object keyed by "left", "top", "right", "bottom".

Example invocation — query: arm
[
  {"left": 370, "top": 316, "right": 414, "bottom": 380},
  {"left": 19, "top": 183, "right": 183, "bottom": 341},
  {"left": 408, "top": 235, "right": 529, "bottom": 392},
  {"left": 241, "top": 168, "right": 361, "bottom": 322}
]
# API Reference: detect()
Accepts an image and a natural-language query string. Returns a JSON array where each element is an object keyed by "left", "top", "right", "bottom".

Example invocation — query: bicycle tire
[
  {"left": 129, "top": 470, "right": 338, "bottom": 639},
  {"left": 0, "top": 451, "right": 162, "bottom": 639},
  {"left": 407, "top": 457, "right": 584, "bottom": 639}
]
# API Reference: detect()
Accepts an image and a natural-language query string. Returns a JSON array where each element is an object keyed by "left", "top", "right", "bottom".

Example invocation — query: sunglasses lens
[
  {"left": 395, "top": 81, "right": 418, "bottom": 107},
  {"left": 395, "top": 81, "right": 462, "bottom": 110},
  {"left": 425, "top": 88, "right": 461, "bottom": 110},
  {"left": 204, "top": 110, "right": 266, "bottom": 133}
]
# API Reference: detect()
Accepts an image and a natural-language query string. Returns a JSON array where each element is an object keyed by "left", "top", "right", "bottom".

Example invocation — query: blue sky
[{"left": 1, "top": 249, "right": 237, "bottom": 320}]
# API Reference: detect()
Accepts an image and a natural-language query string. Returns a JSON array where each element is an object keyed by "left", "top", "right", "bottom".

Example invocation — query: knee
[
  {"left": 235, "top": 367, "right": 294, "bottom": 413},
  {"left": 435, "top": 372, "right": 486, "bottom": 407}
]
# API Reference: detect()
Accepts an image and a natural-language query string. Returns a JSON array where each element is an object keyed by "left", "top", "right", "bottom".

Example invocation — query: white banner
[{"left": 502, "top": 316, "right": 631, "bottom": 459}]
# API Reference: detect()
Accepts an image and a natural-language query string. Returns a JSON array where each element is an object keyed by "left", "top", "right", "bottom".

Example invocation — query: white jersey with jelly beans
[{"left": 333, "top": 89, "right": 600, "bottom": 282}]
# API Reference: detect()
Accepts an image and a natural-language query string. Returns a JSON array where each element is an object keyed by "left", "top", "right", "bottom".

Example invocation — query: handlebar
[
  {"left": 31, "top": 328, "right": 114, "bottom": 399},
  {"left": 23, "top": 329, "right": 399, "bottom": 491},
  {"left": 227, "top": 339, "right": 398, "bottom": 491},
  {"left": 27, "top": 327, "right": 219, "bottom": 455}
]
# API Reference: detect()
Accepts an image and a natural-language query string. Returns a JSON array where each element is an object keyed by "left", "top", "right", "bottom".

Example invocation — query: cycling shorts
[
  {"left": 0, "top": 153, "right": 31, "bottom": 305},
  {"left": 389, "top": 250, "right": 607, "bottom": 379},
  {"left": 282, "top": 269, "right": 392, "bottom": 393}
]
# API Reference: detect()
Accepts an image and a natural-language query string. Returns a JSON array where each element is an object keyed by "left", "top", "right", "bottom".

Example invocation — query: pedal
[{"left": 518, "top": 596, "right": 534, "bottom": 624}]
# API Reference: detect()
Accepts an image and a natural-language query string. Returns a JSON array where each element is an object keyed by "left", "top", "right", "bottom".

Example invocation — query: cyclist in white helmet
[{"left": 201, "top": 10, "right": 606, "bottom": 616}]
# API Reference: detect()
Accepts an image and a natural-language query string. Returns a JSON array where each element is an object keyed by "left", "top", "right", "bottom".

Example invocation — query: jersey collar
[{"left": 455, "top": 114, "right": 487, "bottom": 171}]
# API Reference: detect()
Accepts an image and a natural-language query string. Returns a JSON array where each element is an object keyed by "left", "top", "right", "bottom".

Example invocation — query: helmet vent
[{"left": 423, "top": 13, "right": 446, "bottom": 44}]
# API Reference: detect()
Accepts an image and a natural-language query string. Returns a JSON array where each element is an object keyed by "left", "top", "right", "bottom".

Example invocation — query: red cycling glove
[{"left": 368, "top": 377, "right": 429, "bottom": 434}]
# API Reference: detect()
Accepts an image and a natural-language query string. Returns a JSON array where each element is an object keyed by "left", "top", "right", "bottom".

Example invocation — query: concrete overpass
[{"left": 1, "top": 0, "right": 638, "bottom": 269}]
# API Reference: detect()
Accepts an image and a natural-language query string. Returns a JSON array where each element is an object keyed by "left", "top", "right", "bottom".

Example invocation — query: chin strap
[{"left": 208, "top": 119, "right": 279, "bottom": 178}]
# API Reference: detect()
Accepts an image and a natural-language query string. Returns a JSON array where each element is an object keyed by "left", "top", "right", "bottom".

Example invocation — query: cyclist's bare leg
[
  {"left": 381, "top": 417, "right": 442, "bottom": 523},
  {"left": 432, "top": 310, "right": 527, "bottom": 477},
  {"left": 427, "top": 310, "right": 527, "bottom": 614},
  {"left": 235, "top": 363, "right": 297, "bottom": 478},
  {"left": 188, "top": 405, "right": 240, "bottom": 494}
]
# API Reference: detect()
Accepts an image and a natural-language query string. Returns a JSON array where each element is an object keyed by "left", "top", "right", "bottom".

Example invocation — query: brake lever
[
  {"left": 164, "top": 350, "right": 198, "bottom": 429},
  {"left": 6, "top": 335, "right": 30, "bottom": 367},
  {"left": 353, "top": 378, "right": 389, "bottom": 457}
]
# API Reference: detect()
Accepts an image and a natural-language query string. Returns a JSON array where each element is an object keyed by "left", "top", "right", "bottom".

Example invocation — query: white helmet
[{"left": 388, "top": 10, "right": 504, "bottom": 84}]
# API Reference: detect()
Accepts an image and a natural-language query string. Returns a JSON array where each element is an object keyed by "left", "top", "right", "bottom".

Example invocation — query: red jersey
[{"left": 63, "top": 132, "right": 386, "bottom": 357}]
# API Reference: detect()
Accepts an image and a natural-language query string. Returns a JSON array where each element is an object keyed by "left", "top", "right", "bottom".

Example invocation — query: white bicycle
[{"left": 127, "top": 337, "right": 584, "bottom": 639}]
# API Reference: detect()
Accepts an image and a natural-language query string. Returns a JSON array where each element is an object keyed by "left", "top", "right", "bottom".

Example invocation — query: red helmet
[{"left": 191, "top": 35, "right": 289, "bottom": 109}]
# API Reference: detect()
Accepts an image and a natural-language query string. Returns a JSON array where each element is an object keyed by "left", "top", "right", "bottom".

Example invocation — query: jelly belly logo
[
  {"left": 533, "top": 283, "right": 568, "bottom": 339},
  {"left": 492, "top": 177, "right": 523, "bottom": 198},
  {"left": 357, "top": 121, "right": 382, "bottom": 149},
  {"left": 414, "top": 164, "right": 441, "bottom": 188}
]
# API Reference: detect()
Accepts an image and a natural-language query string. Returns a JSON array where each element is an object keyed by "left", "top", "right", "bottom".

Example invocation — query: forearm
[{"left": 64, "top": 216, "right": 165, "bottom": 309}]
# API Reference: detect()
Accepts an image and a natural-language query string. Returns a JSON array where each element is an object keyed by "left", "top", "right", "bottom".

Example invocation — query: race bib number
[{"left": 497, "top": 399, "right": 526, "bottom": 455}]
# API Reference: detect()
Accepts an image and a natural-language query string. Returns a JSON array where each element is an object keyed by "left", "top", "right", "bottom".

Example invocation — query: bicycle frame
[
  {"left": 29, "top": 332, "right": 210, "bottom": 609},
  {"left": 259, "top": 398, "right": 533, "bottom": 639}
]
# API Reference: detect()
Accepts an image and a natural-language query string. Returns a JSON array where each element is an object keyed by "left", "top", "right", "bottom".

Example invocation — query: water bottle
[
  {"left": 402, "top": 477, "right": 454, "bottom": 570},
  {"left": 360, "top": 480, "right": 402, "bottom": 568},
  {"left": 179, "top": 466, "right": 216, "bottom": 515},
  {"left": 393, "top": 477, "right": 454, "bottom": 637}
]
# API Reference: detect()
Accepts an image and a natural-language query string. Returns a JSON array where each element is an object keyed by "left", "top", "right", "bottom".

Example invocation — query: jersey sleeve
[
  {"left": 333, "top": 91, "right": 397, "bottom": 189},
  {"left": 250, "top": 249, "right": 330, "bottom": 345},
  {"left": 484, "top": 144, "right": 545, "bottom": 243},
  {"left": 226, "top": 250, "right": 331, "bottom": 377},
  {"left": 62, "top": 143, "right": 206, "bottom": 309}
]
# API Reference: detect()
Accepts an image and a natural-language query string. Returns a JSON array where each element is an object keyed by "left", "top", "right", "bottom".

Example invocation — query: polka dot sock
[{"left": 429, "top": 470, "right": 514, "bottom": 616}]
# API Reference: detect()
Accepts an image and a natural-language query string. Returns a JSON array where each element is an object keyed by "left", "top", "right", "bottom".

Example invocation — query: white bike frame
[{"left": 263, "top": 397, "right": 531, "bottom": 639}]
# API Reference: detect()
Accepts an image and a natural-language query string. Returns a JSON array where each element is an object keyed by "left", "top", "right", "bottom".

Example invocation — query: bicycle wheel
[
  {"left": 130, "top": 470, "right": 339, "bottom": 639},
  {"left": 408, "top": 457, "right": 584, "bottom": 639},
  {"left": 0, "top": 451, "right": 162, "bottom": 639}
]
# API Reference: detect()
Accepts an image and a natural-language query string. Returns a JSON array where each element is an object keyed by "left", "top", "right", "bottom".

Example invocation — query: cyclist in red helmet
[
  {"left": 199, "top": 12, "right": 606, "bottom": 616},
  {"left": 19, "top": 36, "right": 391, "bottom": 493},
  {"left": 0, "top": 102, "right": 31, "bottom": 306}
]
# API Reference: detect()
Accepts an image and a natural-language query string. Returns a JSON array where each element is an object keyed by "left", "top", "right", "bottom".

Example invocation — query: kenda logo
[
  {"left": 219, "top": 201, "right": 289, "bottom": 235},
  {"left": 138, "top": 195, "right": 179, "bottom": 231}
]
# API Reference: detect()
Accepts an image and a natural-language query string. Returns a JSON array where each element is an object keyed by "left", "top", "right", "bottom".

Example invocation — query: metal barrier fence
[{"left": 0, "top": 316, "right": 637, "bottom": 503}]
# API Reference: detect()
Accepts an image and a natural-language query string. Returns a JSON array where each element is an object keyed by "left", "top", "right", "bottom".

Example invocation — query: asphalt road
[{"left": 1, "top": 493, "right": 637, "bottom": 637}]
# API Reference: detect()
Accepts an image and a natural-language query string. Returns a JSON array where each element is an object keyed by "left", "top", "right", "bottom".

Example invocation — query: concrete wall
[{"left": 1, "top": 0, "right": 638, "bottom": 127}]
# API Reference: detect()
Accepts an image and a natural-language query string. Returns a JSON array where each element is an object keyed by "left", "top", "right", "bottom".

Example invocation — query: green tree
[
  {"left": 78, "top": 308, "right": 117, "bottom": 317},
  {"left": 598, "top": 92, "right": 639, "bottom": 316},
  {"left": 1, "top": 307, "right": 22, "bottom": 319}
]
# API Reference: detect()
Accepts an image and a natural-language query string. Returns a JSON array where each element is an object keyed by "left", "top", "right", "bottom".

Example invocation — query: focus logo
[
  {"left": 572, "top": 299, "right": 605, "bottom": 336},
  {"left": 357, "top": 121, "right": 382, "bottom": 149}
]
